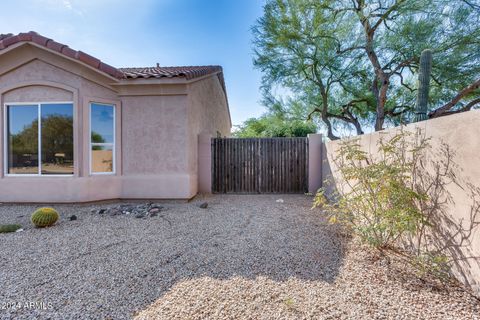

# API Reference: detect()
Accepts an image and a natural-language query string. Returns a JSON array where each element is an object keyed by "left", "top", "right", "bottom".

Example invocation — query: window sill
[{"left": 4, "top": 174, "right": 75, "bottom": 178}]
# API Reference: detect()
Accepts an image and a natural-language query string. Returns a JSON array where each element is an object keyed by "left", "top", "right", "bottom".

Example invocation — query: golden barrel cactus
[{"left": 31, "top": 207, "right": 59, "bottom": 228}]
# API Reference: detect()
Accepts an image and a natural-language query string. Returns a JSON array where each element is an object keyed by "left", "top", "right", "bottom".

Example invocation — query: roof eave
[
  {"left": 0, "top": 41, "right": 123, "bottom": 82},
  {"left": 110, "top": 71, "right": 222, "bottom": 86}
]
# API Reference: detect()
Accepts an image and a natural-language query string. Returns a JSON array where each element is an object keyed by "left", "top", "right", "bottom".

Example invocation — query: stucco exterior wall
[
  {"left": 0, "top": 43, "right": 231, "bottom": 201},
  {"left": 3, "top": 85, "right": 73, "bottom": 102},
  {"left": 0, "top": 53, "right": 123, "bottom": 202},
  {"left": 186, "top": 75, "right": 231, "bottom": 193},
  {"left": 322, "top": 110, "right": 480, "bottom": 294},
  {"left": 0, "top": 47, "right": 118, "bottom": 101},
  {"left": 187, "top": 75, "right": 231, "bottom": 140},
  {"left": 121, "top": 95, "right": 188, "bottom": 174},
  {"left": 120, "top": 94, "right": 197, "bottom": 199}
]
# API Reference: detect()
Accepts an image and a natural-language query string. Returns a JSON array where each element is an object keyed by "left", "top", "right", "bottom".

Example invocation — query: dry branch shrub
[{"left": 314, "top": 127, "right": 480, "bottom": 280}]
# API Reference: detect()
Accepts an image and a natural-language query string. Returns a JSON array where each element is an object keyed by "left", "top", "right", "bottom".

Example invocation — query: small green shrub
[
  {"left": 31, "top": 207, "right": 59, "bottom": 228},
  {"left": 412, "top": 253, "right": 450, "bottom": 279},
  {"left": 0, "top": 224, "right": 22, "bottom": 233}
]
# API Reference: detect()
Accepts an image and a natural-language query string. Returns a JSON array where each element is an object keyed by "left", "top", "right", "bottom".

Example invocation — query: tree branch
[
  {"left": 307, "top": 107, "right": 322, "bottom": 121},
  {"left": 393, "top": 71, "right": 415, "bottom": 92},
  {"left": 385, "top": 105, "right": 413, "bottom": 117},
  {"left": 429, "top": 78, "right": 480, "bottom": 117},
  {"left": 337, "top": 45, "right": 365, "bottom": 54},
  {"left": 461, "top": 0, "right": 480, "bottom": 10},
  {"left": 390, "top": 56, "right": 417, "bottom": 75},
  {"left": 370, "top": 0, "right": 406, "bottom": 34},
  {"left": 431, "top": 98, "right": 480, "bottom": 117},
  {"left": 356, "top": 0, "right": 389, "bottom": 131}
]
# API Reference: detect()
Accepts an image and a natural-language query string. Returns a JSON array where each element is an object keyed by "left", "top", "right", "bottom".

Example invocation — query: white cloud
[{"left": 62, "top": 0, "right": 72, "bottom": 9}]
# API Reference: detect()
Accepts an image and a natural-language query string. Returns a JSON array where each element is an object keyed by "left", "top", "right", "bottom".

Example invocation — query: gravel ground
[{"left": 0, "top": 194, "right": 478, "bottom": 320}]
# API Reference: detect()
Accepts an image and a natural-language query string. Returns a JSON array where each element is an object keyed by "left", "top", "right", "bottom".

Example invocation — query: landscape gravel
[{"left": 0, "top": 195, "right": 478, "bottom": 319}]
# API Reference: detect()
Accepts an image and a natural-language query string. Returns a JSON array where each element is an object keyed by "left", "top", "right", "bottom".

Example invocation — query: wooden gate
[{"left": 212, "top": 138, "right": 308, "bottom": 193}]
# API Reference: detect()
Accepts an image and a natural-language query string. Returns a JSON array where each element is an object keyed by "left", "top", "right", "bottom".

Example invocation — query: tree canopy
[
  {"left": 253, "top": 0, "right": 480, "bottom": 139},
  {"left": 11, "top": 115, "right": 73, "bottom": 159},
  {"left": 234, "top": 113, "right": 317, "bottom": 137}
]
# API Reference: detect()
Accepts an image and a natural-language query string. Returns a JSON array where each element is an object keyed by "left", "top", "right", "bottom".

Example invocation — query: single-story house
[{"left": 0, "top": 31, "right": 231, "bottom": 202}]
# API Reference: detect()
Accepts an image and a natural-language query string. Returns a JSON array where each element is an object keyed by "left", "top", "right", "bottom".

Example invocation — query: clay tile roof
[
  {"left": 0, "top": 32, "right": 224, "bottom": 83},
  {"left": 118, "top": 65, "right": 223, "bottom": 80},
  {"left": 0, "top": 33, "right": 13, "bottom": 41},
  {"left": 0, "top": 31, "right": 123, "bottom": 79}
]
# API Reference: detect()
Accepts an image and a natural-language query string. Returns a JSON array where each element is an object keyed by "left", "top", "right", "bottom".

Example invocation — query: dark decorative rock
[
  {"left": 96, "top": 203, "right": 166, "bottom": 218},
  {"left": 149, "top": 207, "right": 161, "bottom": 214},
  {"left": 106, "top": 208, "right": 122, "bottom": 216},
  {"left": 69, "top": 215, "right": 77, "bottom": 221},
  {"left": 120, "top": 204, "right": 135, "bottom": 212},
  {"left": 198, "top": 202, "right": 208, "bottom": 209}
]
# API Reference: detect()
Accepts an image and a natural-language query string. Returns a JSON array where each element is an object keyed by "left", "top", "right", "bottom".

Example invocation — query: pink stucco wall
[
  {"left": 0, "top": 43, "right": 231, "bottom": 201},
  {"left": 307, "top": 134, "right": 322, "bottom": 194},
  {"left": 122, "top": 95, "right": 189, "bottom": 175},
  {"left": 186, "top": 74, "right": 231, "bottom": 194},
  {"left": 322, "top": 110, "right": 480, "bottom": 295},
  {"left": 120, "top": 95, "right": 198, "bottom": 199}
]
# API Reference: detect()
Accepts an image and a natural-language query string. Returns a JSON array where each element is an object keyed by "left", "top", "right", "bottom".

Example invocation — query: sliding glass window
[
  {"left": 90, "top": 103, "right": 115, "bottom": 174},
  {"left": 5, "top": 103, "right": 74, "bottom": 175}
]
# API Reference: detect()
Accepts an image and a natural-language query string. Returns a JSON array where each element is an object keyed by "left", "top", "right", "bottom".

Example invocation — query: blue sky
[
  {"left": 0, "top": 0, "right": 267, "bottom": 127},
  {"left": 8, "top": 104, "right": 73, "bottom": 134},
  {"left": 91, "top": 103, "right": 114, "bottom": 143}
]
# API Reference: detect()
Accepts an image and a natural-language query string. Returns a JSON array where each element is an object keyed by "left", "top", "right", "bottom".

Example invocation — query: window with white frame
[
  {"left": 5, "top": 103, "right": 74, "bottom": 175},
  {"left": 90, "top": 103, "right": 115, "bottom": 174}
]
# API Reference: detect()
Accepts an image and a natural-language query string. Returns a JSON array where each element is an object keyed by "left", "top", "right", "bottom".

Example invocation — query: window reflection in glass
[
  {"left": 91, "top": 104, "right": 114, "bottom": 144},
  {"left": 41, "top": 104, "right": 74, "bottom": 175},
  {"left": 7, "top": 105, "right": 39, "bottom": 174},
  {"left": 90, "top": 103, "right": 115, "bottom": 174},
  {"left": 91, "top": 145, "right": 113, "bottom": 173}
]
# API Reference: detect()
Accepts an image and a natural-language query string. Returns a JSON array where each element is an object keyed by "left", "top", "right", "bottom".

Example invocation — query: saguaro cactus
[{"left": 414, "top": 49, "right": 433, "bottom": 122}]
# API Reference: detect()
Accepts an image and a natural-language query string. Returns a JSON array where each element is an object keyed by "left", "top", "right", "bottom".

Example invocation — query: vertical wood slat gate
[{"left": 212, "top": 138, "right": 308, "bottom": 193}]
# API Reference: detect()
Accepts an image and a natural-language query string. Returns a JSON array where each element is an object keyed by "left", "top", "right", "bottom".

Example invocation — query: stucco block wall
[{"left": 322, "top": 110, "right": 480, "bottom": 294}]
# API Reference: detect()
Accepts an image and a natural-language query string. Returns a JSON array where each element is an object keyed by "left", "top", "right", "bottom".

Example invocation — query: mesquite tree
[{"left": 253, "top": 0, "right": 480, "bottom": 139}]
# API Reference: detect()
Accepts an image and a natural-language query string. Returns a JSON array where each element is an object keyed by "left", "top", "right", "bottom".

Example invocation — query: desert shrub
[
  {"left": 313, "top": 127, "right": 479, "bottom": 279},
  {"left": 0, "top": 224, "right": 22, "bottom": 233},
  {"left": 31, "top": 207, "right": 59, "bottom": 228},
  {"left": 314, "top": 129, "right": 429, "bottom": 249}
]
